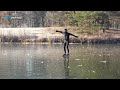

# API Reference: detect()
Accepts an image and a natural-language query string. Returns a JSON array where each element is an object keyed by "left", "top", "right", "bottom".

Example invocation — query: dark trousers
[{"left": 64, "top": 40, "right": 69, "bottom": 54}]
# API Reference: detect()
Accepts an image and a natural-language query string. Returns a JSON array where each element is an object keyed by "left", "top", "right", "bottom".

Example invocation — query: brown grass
[{"left": 0, "top": 27, "right": 120, "bottom": 44}]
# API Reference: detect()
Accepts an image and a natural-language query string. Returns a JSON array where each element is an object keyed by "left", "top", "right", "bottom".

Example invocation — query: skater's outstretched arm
[
  {"left": 56, "top": 30, "right": 63, "bottom": 34},
  {"left": 69, "top": 33, "right": 78, "bottom": 38}
]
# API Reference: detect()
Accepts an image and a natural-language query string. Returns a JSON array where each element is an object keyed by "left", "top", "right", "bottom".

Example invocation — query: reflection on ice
[
  {"left": 77, "top": 65, "right": 82, "bottom": 67},
  {"left": 75, "top": 59, "right": 80, "bottom": 61},
  {"left": 27, "top": 53, "right": 30, "bottom": 56},
  {"left": 92, "top": 70, "right": 95, "bottom": 73},
  {"left": 0, "top": 44, "right": 120, "bottom": 79},
  {"left": 100, "top": 61, "right": 107, "bottom": 63},
  {"left": 41, "top": 61, "right": 44, "bottom": 63}
]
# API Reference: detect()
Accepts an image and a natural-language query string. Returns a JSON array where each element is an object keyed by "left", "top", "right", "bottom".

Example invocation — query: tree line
[
  {"left": 0, "top": 11, "right": 120, "bottom": 32},
  {"left": 44, "top": 11, "right": 120, "bottom": 33}
]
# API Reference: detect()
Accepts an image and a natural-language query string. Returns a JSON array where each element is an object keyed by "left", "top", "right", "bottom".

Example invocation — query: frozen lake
[{"left": 0, "top": 44, "right": 120, "bottom": 79}]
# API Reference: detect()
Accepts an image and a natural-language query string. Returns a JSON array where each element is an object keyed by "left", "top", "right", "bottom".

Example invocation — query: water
[{"left": 0, "top": 43, "right": 120, "bottom": 79}]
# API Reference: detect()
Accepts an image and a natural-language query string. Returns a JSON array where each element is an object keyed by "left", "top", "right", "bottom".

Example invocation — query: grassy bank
[{"left": 0, "top": 27, "right": 120, "bottom": 44}]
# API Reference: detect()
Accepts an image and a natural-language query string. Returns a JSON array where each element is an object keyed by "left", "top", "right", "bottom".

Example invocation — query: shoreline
[
  {"left": 0, "top": 27, "right": 120, "bottom": 44},
  {"left": 1, "top": 38, "right": 120, "bottom": 45},
  {"left": 1, "top": 35, "right": 120, "bottom": 44}
]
